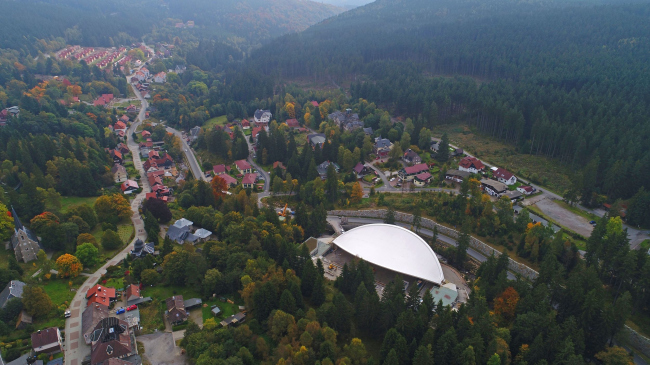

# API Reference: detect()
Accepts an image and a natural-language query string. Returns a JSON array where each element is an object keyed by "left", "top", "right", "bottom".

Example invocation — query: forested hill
[
  {"left": 0, "top": 0, "right": 343, "bottom": 53},
  {"left": 249, "top": 0, "right": 650, "bottom": 208}
]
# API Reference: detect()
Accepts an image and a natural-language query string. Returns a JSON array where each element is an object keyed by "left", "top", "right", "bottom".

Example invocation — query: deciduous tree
[
  {"left": 56, "top": 253, "right": 83, "bottom": 277},
  {"left": 22, "top": 286, "right": 53, "bottom": 318},
  {"left": 75, "top": 242, "right": 99, "bottom": 267}
]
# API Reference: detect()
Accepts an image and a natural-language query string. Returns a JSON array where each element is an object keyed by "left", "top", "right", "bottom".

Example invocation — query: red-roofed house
[
  {"left": 121, "top": 180, "right": 139, "bottom": 193},
  {"left": 220, "top": 174, "right": 238, "bottom": 187},
  {"left": 273, "top": 161, "right": 286, "bottom": 170},
  {"left": 125, "top": 284, "right": 141, "bottom": 303},
  {"left": 213, "top": 164, "right": 226, "bottom": 175},
  {"left": 242, "top": 173, "right": 257, "bottom": 189},
  {"left": 93, "top": 98, "right": 106, "bottom": 107},
  {"left": 141, "top": 130, "right": 151, "bottom": 138},
  {"left": 458, "top": 156, "right": 485, "bottom": 174},
  {"left": 493, "top": 168, "right": 517, "bottom": 185},
  {"left": 120, "top": 115, "right": 130, "bottom": 123},
  {"left": 399, "top": 163, "right": 430, "bottom": 181},
  {"left": 517, "top": 185, "right": 535, "bottom": 195},
  {"left": 286, "top": 119, "right": 299, "bottom": 128},
  {"left": 252, "top": 126, "right": 263, "bottom": 142},
  {"left": 110, "top": 149, "right": 123, "bottom": 164},
  {"left": 311, "top": 101, "right": 319, "bottom": 107},
  {"left": 86, "top": 285, "right": 116, "bottom": 307},
  {"left": 235, "top": 160, "right": 253, "bottom": 174},
  {"left": 114, "top": 121, "right": 127, "bottom": 132},
  {"left": 241, "top": 119, "right": 250, "bottom": 129},
  {"left": 414, "top": 172, "right": 432, "bottom": 187}
]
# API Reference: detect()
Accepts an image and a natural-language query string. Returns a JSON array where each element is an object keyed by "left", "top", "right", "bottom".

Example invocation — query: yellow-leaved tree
[
  {"left": 56, "top": 253, "right": 83, "bottom": 278},
  {"left": 351, "top": 182, "right": 364, "bottom": 203}
]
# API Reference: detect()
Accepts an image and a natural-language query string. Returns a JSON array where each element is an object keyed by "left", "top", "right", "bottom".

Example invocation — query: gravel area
[
  {"left": 534, "top": 198, "right": 594, "bottom": 238},
  {"left": 138, "top": 331, "right": 187, "bottom": 365}
]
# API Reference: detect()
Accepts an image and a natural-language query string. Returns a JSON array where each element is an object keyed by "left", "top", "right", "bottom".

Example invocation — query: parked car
[
  {"left": 126, "top": 305, "right": 137, "bottom": 312},
  {"left": 115, "top": 308, "right": 125, "bottom": 315},
  {"left": 589, "top": 221, "right": 597, "bottom": 225},
  {"left": 64, "top": 309, "right": 71, "bottom": 318}
]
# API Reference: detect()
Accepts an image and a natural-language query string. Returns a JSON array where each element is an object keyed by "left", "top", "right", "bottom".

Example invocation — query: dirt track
[{"left": 533, "top": 198, "right": 594, "bottom": 238}]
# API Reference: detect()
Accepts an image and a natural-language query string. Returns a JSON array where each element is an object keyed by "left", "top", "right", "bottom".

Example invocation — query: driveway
[{"left": 138, "top": 332, "right": 187, "bottom": 365}]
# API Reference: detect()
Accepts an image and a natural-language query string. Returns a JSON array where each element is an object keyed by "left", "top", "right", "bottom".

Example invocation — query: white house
[
  {"left": 480, "top": 179, "right": 507, "bottom": 197},
  {"left": 493, "top": 168, "right": 517, "bottom": 185},
  {"left": 254, "top": 109, "right": 272, "bottom": 125},
  {"left": 517, "top": 185, "right": 535, "bottom": 195},
  {"left": 141, "top": 67, "right": 150, "bottom": 78},
  {"left": 154, "top": 72, "right": 167, "bottom": 83},
  {"left": 458, "top": 156, "right": 486, "bottom": 174}
]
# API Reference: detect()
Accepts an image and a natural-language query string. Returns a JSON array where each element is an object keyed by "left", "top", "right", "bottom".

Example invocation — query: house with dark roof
[
  {"left": 374, "top": 137, "right": 393, "bottom": 157},
  {"left": 445, "top": 169, "right": 471, "bottom": 183},
  {"left": 328, "top": 110, "right": 363, "bottom": 131},
  {"left": 317, "top": 161, "right": 340, "bottom": 179},
  {"left": 31, "top": 327, "right": 63, "bottom": 354},
  {"left": 253, "top": 109, "right": 272, "bottom": 126},
  {"left": 307, "top": 133, "right": 327, "bottom": 149},
  {"left": 112, "top": 164, "right": 127, "bottom": 183},
  {"left": 398, "top": 163, "right": 429, "bottom": 181},
  {"left": 458, "top": 157, "right": 485, "bottom": 174},
  {"left": 403, "top": 149, "right": 422, "bottom": 166},
  {"left": 493, "top": 168, "right": 517, "bottom": 185},
  {"left": 363, "top": 127, "right": 373, "bottom": 135},
  {"left": 166, "top": 296, "right": 187, "bottom": 325},
  {"left": 89, "top": 317, "right": 135, "bottom": 365},
  {"left": 353, "top": 162, "right": 370, "bottom": 178},
  {"left": 480, "top": 179, "right": 507, "bottom": 197},
  {"left": 83, "top": 303, "right": 109, "bottom": 345},
  {"left": 130, "top": 239, "right": 155, "bottom": 258},
  {"left": 165, "top": 225, "right": 198, "bottom": 244},
  {"left": 220, "top": 312, "right": 246, "bottom": 327},
  {"left": 9, "top": 208, "right": 41, "bottom": 263},
  {"left": 503, "top": 190, "right": 524, "bottom": 203},
  {"left": 0, "top": 280, "right": 25, "bottom": 308}
]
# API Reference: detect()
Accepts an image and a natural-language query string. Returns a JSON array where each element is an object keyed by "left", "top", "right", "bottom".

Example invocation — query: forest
[{"left": 246, "top": 0, "right": 650, "bottom": 207}]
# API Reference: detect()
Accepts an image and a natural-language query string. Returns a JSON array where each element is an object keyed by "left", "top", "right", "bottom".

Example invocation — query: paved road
[
  {"left": 165, "top": 126, "right": 208, "bottom": 182},
  {"left": 328, "top": 216, "right": 517, "bottom": 280},
  {"left": 235, "top": 124, "right": 271, "bottom": 206},
  {"left": 64, "top": 91, "right": 150, "bottom": 365}
]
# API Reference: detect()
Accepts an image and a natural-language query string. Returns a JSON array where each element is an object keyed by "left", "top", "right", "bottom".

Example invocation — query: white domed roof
[{"left": 333, "top": 223, "right": 444, "bottom": 285}]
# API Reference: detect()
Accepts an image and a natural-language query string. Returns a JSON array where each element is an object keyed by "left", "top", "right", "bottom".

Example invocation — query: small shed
[
  {"left": 211, "top": 306, "right": 221, "bottom": 316},
  {"left": 16, "top": 310, "right": 32, "bottom": 329}
]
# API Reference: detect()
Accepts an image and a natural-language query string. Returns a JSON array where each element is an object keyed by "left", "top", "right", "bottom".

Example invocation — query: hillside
[
  {"left": 0, "top": 0, "right": 344, "bottom": 52},
  {"left": 248, "top": 0, "right": 650, "bottom": 207}
]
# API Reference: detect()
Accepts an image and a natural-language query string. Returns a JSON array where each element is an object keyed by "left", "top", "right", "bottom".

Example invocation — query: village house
[
  {"left": 398, "top": 163, "right": 429, "bottom": 181},
  {"left": 480, "top": 179, "right": 507, "bottom": 197},
  {"left": 130, "top": 238, "right": 156, "bottom": 258},
  {"left": 241, "top": 119, "right": 250, "bottom": 129},
  {"left": 221, "top": 312, "right": 246, "bottom": 327},
  {"left": 120, "top": 180, "right": 139, "bottom": 193},
  {"left": 110, "top": 150, "right": 124, "bottom": 164},
  {"left": 414, "top": 172, "right": 433, "bottom": 187},
  {"left": 166, "top": 296, "right": 188, "bottom": 325},
  {"left": 503, "top": 190, "right": 524, "bottom": 203},
  {"left": 445, "top": 169, "right": 471, "bottom": 183},
  {"left": 254, "top": 109, "right": 272, "bottom": 126},
  {"left": 273, "top": 161, "right": 287, "bottom": 171},
  {"left": 363, "top": 127, "right": 373, "bottom": 135},
  {"left": 219, "top": 174, "right": 238, "bottom": 187},
  {"left": 517, "top": 185, "right": 535, "bottom": 195},
  {"left": 493, "top": 167, "right": 517, "bottom": 185},
  {"left": 308, "top": 133, "right": 327, "bottom": 149},
  {"left": 458, "top": 156, "right": 486, "bottom": 174},
  {"left": 286, "top": 118, "right": 300, "bottom": 128},
  {"left": 141, "top": 130, "right": 151, "bottom": 138},
  {"left": 153, "top": 72, "right": 167, "bottom": 83},
  {"left": 328, "top": 109, "right": 363, "bottom": 131},
  {"left": 31, "top": 327, "right": 63, "bottom": 354},
  {"left": 125, "top": 284, "right": 141, "bottom": 304},
  {"left": 116, "top": 143, "right": 130, "bottom": 155},
  {"left": 82, "top": 303, "right": 109, "bottom": 345},
  {"left": 213, "top": 164, "right": 227, "bottom": 175},
  {"left": 0, "top": 280, "right": 25, "bottom": 308},
  {"left": 235, "top": 159, "right": 253, "bottom": 174},
  {"left": 374, "top": 137, "right": 393, "bottom": 158},
  {"left": 89, "top": 317, "right": 135, "bottom": 365},
  {"left": 119, "top": 115, "right": 130, "bottom": 124},
  {"left": 242, "top": 173, "right": 257, "bottom": 189},
  {"left": 86, "top": 285, "right": 117, "bottom": 307},
  {"left": 353, "top": 162, "right": 371, "bottom": 178},
  {"left": 9, "top": 208, "right": 41, "bottom": 263},
  {"left": 403, "top": 149, "right": 422, "bottom": 165},
  {"left": 317, "top": 161, "right": 340, "bottom": 179},
  {"left": 111, "top": 164, "right": 127, "bottom": 183}
]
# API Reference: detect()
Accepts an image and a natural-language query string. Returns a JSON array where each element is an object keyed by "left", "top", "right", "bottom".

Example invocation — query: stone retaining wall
[
  {"left": 621, "top": 325, "right": 650, "bottom": 359},
  {"left": 329, "top": 209, "right": 539, "bottom": 280}
]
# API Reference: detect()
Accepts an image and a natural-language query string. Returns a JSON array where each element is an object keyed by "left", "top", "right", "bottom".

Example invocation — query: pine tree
[
  {"left": 279, "top": 289, "right": 297, "bottom": 314},
  {"left": 437, "top": 132, "right": 450, "bottom": 162},
  {"left": 412, "top": 345, "right": 433, "bottom": 365},
  {"left": 385, "top": 205, "right": 396, "bottom": 224},
  {"left": 311, "top": 276, "right": 326, "bottom": 306}
]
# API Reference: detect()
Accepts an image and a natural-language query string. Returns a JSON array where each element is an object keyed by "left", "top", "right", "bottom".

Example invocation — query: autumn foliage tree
[
  {"left": 22, "top": 286, "right": 53, "bottom": 318},
  {"left": 493, "top": 286, "right": 520, "bottom": 324},
  {"left": 56, "top": 253, "right": 83, "bottom": 278},
  {"left": 211, "top": 175, "right": 228, "bottom": 200},
  {"left": 351, "top": 182, "right": 364, "bottom": 203},
  {"left": 94, "top": 194, "right": 132, "bottom": 225}
]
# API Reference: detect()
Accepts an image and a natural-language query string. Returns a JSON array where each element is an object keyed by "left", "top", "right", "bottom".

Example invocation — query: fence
[{"left": 328, "top": 209, "right": 539, "bottom": 280}]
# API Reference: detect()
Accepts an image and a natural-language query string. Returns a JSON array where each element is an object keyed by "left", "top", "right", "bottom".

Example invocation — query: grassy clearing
[
  {"left": 437, "top": 124, "right": 573, "bottom": 195},
  {"left": 204, "top": 115, "right": 228, "bottom": 129},
  {"left": 201, "top": 297, "right": 241, "bottom": 322},
  {"left": 139, "top": 299, "right": 165, "bottom": 334},
  {"left": 60, "top": 196, "right": 99, "bottom": 213},
  {"left": 42, "top": 279, "right": 77, "bottom": 307},
  {"left": 141, "top": 285, "right": 202, "bottom": 303}
]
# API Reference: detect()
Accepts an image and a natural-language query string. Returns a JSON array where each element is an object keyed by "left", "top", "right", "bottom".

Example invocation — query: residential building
[
  {"left": 130, "top": 238, "right": 155, "bottom": 258},
  {"left": 363, "top": 127, "right": 373, "bottom": 135},
  {"left": 141, "top": 130, "right": 151, "bottom": 138},
  {"left": 285, "top": 118, "right": 300, "bottom": 128},
  {"left": 110, "top": 149, "right": 124, "bottom": 165},
  {"left": 0, "top": 280, "right": 25, "bottom": 308},
  {"left": 166, "top": 296, "right": 188, "bottom": 325},
  {"left": 89, "top": 317, "right": 135, "bottom": 365},
  {"left": 253, "top": 109, "right": 272, "bottom": 126},
  {"left": 311, "top": 101, "right": 319, "bottom": 107},
  {"left": 517, "top": 185, "right": 535, "bottom": 195},
  {"left": 242, "top": 173, "right": 257, "bottom": 189},
  {"left": 504, "top": 190, "right": 524, "bottom": 203},
  {"left": 273, "top": 161, "right": 286, "bottom": 171},
  {"left": 480, "top": 179, "right": 507, "bottom": 197},
  {"left": 445, "top": 169, "right": 471, "bottom": 183},
  {"left": 31, "top": 328, "right": 63, "bottom": 354},
  {"left": 153, "top": 72, "right": 166, "bottom": 83},
  {"left": 458, "top": 156, "right": 485, "bottom": 174},
  {"left": 120, "top": 180, "right": 139, "bottom": 193},
  {"left": 317, "top": 161, "right": 340, "bottom": 178},
  {"left": 15, "top": 310, "right": 32, "bottom": 330},
  {"left": 328, "top": 110, "right": 363, "bottom": 131},
  {"left": 86, "top": 285, "right": 117, "bottom": 307},
  {"left": 125, "top": 284, "right": 141, "bottom": 304},
  {"left": 220, "top": 174, "right": 238, "bottom": 187},
  {"left": 493, "top": 168, "right": 517, "bottom": 185},
  {"left": 398, "top": 163, "right": 429, "bottom": 181},
  {"left": 403, "top": 149, "right": 422, "bottom": 165},
  {"left": 308, "top": 133, "right": 327, "bottom": 149},
  {"left": 414, "top": 172, "right": 432, "bottom": 187},
  {"left": 220, "top": 312, "right": 246, "bottom": 327},
  {"left": 234, "top": 160, "right": 253, "bottom": 174},
  {"left": 9, "top": 208, "right": 41, "bottom": 263},
  {"left": 83, "top": 303, "right": 109, "bottom": 345},
  {"left": 353, "top": 162, "right": 370, "bottom": 178},
  {"left": 374, "top": 137, "right": 393, "bottom": 157},
  {"left": 112, "top": 164, "right": 127, "bottom": 183},
  {"left": 241, "top": 119, "right": 250, "bottom": 129},
  {"left": 166, "top": 225, "right": 198, "bottom": 244},
  {"left": 194, "top": 228, "right": 212, "bottom": 242},
  {"left": 174, "top": 218, "right": 193, "bottom": 229},
  {"left": 213, "top": 164, "right": 226, "bottom": 175}
]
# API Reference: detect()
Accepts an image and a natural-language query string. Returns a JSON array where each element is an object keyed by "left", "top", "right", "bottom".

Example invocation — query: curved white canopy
[{"left": 333, "top": 224, "right": 444, "bottom": 285}]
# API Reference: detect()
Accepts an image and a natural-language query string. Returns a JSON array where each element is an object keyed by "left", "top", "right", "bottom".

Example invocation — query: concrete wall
[
  {"left": 329, "top": 209, "right": 539, "bottom": 280},
  {"left": 620, "top": 325, "right": 650, "bottom": 359}
]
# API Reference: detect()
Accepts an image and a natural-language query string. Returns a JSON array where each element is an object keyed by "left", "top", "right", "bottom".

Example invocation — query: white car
[{"left": 64, "top": 309, "right": 71, "bottom": 318}]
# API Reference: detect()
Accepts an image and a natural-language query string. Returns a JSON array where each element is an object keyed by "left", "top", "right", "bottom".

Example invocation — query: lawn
[
  {"left": 204, "top": 115, "right": 228, "bottom": 129},
  {"left": 139, "top": 299, "right": 165, "bottom": 334},
  {"left": 60, "top": 196, "right": 99, "bottom": 213},
  {"left": 201, "top": 297, "right": 241, "bottom": 322},
  {"left": 103, "top": 277, "right": 124, "bottom": 290},
  {"left": 42, "top": 279, "right": 78, "bottom": 307}
]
